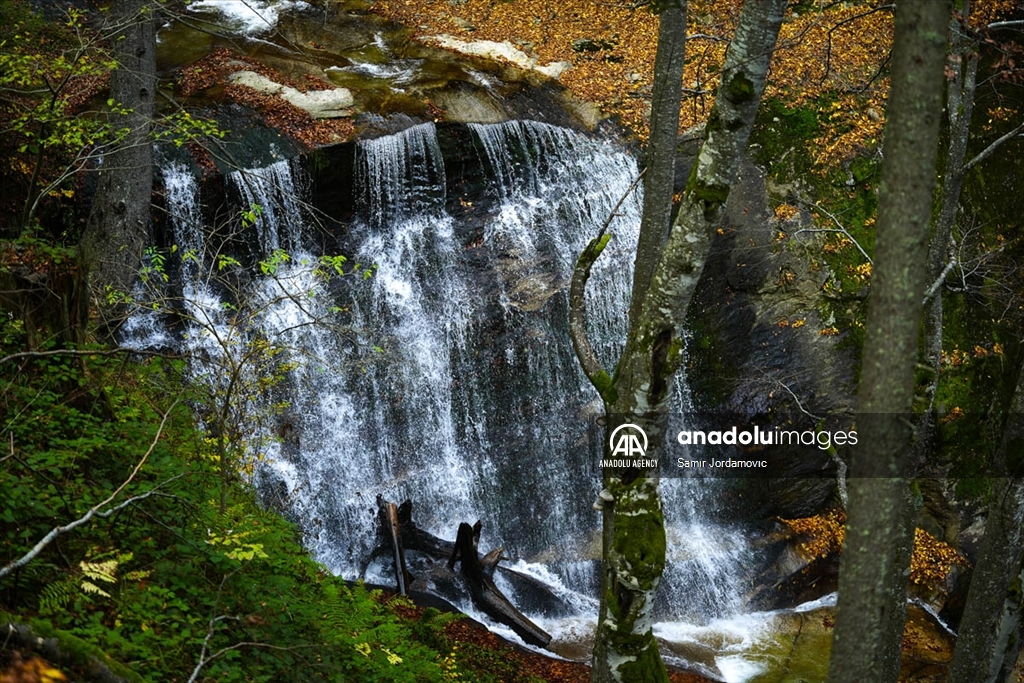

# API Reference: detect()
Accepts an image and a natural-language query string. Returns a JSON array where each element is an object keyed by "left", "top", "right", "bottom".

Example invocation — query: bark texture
[
  {"left": 920, "top": 3, "right": 978, "bottom": 430},
  {"left": 572, "top": 1, "right": 786, "bottom": 680},
  {"left": 826, "top": 2, "right": 950, "bottom": 683},
  {"left": 947, "top": 363, "right": 1024, "bottom": 683},
  {"left": 630, "top": 0, "right": 687, "bottom": 325},
  {"left": 80, "top": 0, "right": 156, "bottom": 315}
]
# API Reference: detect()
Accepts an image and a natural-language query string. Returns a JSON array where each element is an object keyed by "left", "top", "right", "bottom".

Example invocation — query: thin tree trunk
[
  {"left": 826, "top": 2, "right": 950, "bottom": 683},
  {"left": 572, "top": 2, "right": 786, "bottom": 680},
  {"left": 920, "top": 3, "right": 979, "bottom": 431},
  {"left": 947, "top": 362, "right": 1024, "bottom": 683},
  {"left": 630, "top": 0, "right": 687, "bottom": 325}
]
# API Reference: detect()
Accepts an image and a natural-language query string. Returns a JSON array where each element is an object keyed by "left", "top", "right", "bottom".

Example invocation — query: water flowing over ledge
[{"left": 126, "top": 120, "right": 758, "bottom": 670}]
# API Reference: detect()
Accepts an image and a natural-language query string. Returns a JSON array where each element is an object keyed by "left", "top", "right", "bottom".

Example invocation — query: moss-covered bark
[{"left": 572, "top": 1, "right": 787, "bottom": 681}]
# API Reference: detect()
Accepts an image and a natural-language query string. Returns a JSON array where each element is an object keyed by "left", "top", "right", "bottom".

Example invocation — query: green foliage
[
  {"left": 751, "top": 94, "right": 878, "bottom": 354},
  {"left": 0, "top": 6, "right": 123, "bottom": 228},
  {"left": 153, "top": 109, "right": 227, "bottom": 149},
  {"left": 240, "top": 203, "right": 263, "bottom": 229},
  {"left": 0, "top": 337, "right": 521, "bottom": 682},
  {"left": 0, "top": 1, "right": 227, "bottom": 233}
]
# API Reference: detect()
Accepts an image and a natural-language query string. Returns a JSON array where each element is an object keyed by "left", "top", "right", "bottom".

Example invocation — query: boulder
[
  {"left": 425, "top": 34, "right": 572, "bottom": 80},
  {"left": 227, "top": 70, "right": 355, "bottom": 118}
]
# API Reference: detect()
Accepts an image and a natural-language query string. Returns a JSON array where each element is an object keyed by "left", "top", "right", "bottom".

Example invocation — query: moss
[
  {"left": 594, "top": 369, "right": 618, "bottom": 403},
  {"left": 0, "top": 612, "right": 144, "bottom": 683},
  {"left": 850, "top": 155, "right": 877, "bottom": 183},
  {"left": 618, "top": 638, "right": 670, "bottom": 683},
  {"left": 705, "top": 108, "right": 723, "bottom": 134},
  {"left": 683, "top": 305, "right": 734, "bottom": 409},
  {"left": 688, "top": 179, "right": 730, "bottom": 218},
  {"left": 612, "top": 496, "right": 666, "bottom": 589},
  {"left": 667, "top": 335, "right": 685, "bottom": 367},
  {"left": 727, "top": 72, "right": 755, "bottom": 103},
  {"left": 751, "top": 95, "right": 879, "bottom": 348}
]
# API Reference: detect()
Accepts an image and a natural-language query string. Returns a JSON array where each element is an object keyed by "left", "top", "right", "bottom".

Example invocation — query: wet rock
[
  {"left": 747, "top": 523, "right": 839, "bottom": 612},
  {"left": 429, "top": 81, "right": 507, "bottom": 123},
  {"left": 659, "top": 603, "right": 953, "bottom": 683},
  {"left": 686, "top": 157, "right": 856, "bottom": 519}
]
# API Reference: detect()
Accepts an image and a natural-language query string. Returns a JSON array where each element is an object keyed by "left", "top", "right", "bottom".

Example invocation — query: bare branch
[
  {"left": 762, "top": 374, "right": 824, "bottom": 421},
  {"left": 987, "top": 20, "right": 1024, "bottom": 30},
  {"left": 754, "top": 371, "right": 849, "bottom": 505},
  {"left": 0, "top": 433, "right": 13, "bottom": 465},
  {"left": 685, "top": 33, "right": 728, "bottom": 43},
  {"left": 793, "top": 197, "right": 874, "bottom": 264},
  {"left": 0, "top": 403, "right": 180, "bottom": 580},
  {"left": 188, "top": 568, "right": 311, "bottom": 683},
  {"left": 188, "top": 614, "right": 241, "bottom": 683},
  {"left": 923, "top": 256, "right": 957, "bottom": 303},
  {"left": 963, "top": 121, "right": 1024, "bottom": 173},
  {"left": 1, "top": 347, "right": 185, "bottom": 366},
  {"left": 818, "top": 4, "right": 896, "bottom": 86}
]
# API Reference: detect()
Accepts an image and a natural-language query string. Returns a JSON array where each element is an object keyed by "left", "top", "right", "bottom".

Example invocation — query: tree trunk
[
  {"left": 629, "top": 0, "right": 687, "bottom": 325},
  {"left": 826, "top": 2, "right": 950, "bottom": 683},
  {"left": 571, "top": 2, "right": 786, "bottom": 681},
  {"left": 947, "top": 362, "right": 1024, "bottom": 683},
  {"left": 919, "top": 2, "right": 979, "bottom": 442},
  {"left": 80, "top": 0, "right": 157, "bottom": 326}
]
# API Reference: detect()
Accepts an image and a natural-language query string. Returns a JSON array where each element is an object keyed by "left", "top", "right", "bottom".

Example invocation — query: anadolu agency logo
[{"left": 602, "top": 423, "right": 658, "bottom": 469}]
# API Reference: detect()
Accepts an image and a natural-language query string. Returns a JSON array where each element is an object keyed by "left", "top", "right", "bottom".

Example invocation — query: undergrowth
[{"left": 0, "top": 322, "right": 527, "bottom": 682}]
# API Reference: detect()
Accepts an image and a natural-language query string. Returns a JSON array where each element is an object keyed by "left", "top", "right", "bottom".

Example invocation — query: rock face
[
  {"left": 164, "top": 0, "right": 602, "bottom": 134},
  {"left": 684, "top": 154, "right": 859, "bottom": 520},
  {"left": 227, "top": 70, "right": 355, "bottom": 118}
]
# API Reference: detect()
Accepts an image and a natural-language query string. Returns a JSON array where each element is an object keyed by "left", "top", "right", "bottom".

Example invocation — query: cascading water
[{"left": 129, "top": 121, "right": 756, "bottom": 663}]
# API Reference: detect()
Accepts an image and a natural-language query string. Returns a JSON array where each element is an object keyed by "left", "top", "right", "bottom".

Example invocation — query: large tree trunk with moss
[
  {"left": 80, "top": 0, "right": 157, "bottom": 325},
  {"left": 947, "top": 362, "right": 1024, "bottom": 683},
  {"left": 571, "top": 1, "right": 786, "bottom": 680},
  {"left": 825, "top": 2, "right": 950, "bottom": 683}
]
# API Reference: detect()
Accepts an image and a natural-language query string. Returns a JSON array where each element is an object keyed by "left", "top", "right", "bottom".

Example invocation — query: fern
[
  {"left": 39, "top": 576, "right": 77, "bottom": 615},
  {"left": 80, "top": 560, "right": 118, "bottom": 586},
  {"left": 79, "top": 550, "right": 133, "bottom": 598}
]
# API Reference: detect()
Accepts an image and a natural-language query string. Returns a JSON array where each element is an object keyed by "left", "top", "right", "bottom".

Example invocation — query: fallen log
[
  {"left": 449, "top": 521, "right": 552, "bottom": 648},
  {"left": 396, "top": 499, "right": 455, "bottom": 558},
  {"left": 376, "top": 499, "right": 552, "bottom": 649}
]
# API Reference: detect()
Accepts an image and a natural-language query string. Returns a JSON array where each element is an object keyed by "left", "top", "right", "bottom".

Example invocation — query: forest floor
[
  {"left": 368, "top": 0, "right": 682, "bottom": 138},
  {"left": 433, "top": 606, "right": 715, "bottom": 683}
]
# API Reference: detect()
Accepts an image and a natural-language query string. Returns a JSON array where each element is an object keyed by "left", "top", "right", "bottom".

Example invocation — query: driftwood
[
  {"left": 379, "top": 499, "right": 411, "bottom": 595},
  {"left": 448, "top": 521, "right": 552, "bottom": 647},
  {"left": 376, "top": 499, "right": 552, "bottom": 648},
  {"left": 397, "top": 499, "right": 454, "bottom": 558}
]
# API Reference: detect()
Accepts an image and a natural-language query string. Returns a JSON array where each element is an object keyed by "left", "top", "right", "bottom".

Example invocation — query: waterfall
[{"left": 131, "top": 121, "right": 754, "bottom": 651}]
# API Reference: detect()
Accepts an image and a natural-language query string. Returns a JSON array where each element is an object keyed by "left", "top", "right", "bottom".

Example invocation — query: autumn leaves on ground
[{"left": 373, "top": 0, "right": 896, "bottom": 166}]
